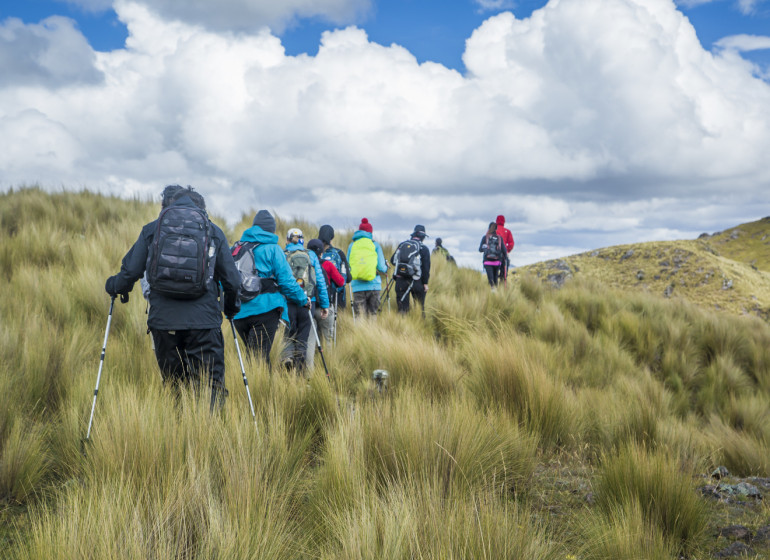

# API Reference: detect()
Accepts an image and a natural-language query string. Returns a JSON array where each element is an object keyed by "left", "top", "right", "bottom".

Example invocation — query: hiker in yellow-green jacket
[{"left": 346, "top": 218, "right": 388, "bottom": 317}]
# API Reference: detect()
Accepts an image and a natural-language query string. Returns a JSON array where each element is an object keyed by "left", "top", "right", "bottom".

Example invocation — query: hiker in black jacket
[
  {"left": 390, "top": 225, "right": 431, "bottom": 315},
  {"left": 104, "top": 185, "right": 241, "bottom": 410},
  {"left": 318, "top": 224, "right": 351, "bottom": 309}
]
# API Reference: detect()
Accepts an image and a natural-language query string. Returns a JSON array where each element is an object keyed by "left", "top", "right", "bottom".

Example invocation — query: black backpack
[
  {"left": 483, "top": 233, "right": 505, "bottom": 262},
  {"left": 231, "top": 241, "right": 278, "bottom": 302},
  {"left": 395, "top": 239, "right": 422, "bottom": 279},
  {"left": 146, "top": 205, "right": 214, "bottom": 300}
]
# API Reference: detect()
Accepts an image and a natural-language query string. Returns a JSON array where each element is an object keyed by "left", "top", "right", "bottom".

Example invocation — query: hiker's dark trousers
[
  {"left": 353, "top": 290, "right": 381, "bottom": 316},
  {"left": 485, "top": 264, "right": 503, "bottom": 287},
  {"left": 151, "top": 327, "right": 226, "bottom": 390},
  {"left": 285, "top": 302, "right": 312, "bottom": 370},
  {"left": 234, "top": 307, "right": 282, "bottom": 369},
  {"left": 395, "top": 277, "right": 426, "bottom": 314}
]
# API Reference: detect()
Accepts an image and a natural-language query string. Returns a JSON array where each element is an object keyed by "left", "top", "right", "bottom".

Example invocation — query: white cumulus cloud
[
  {"left": 1, "top": 0, "right": 769, "bottom": 267},
  {"left": 677, "top": 0, "right": 768, "bottom": 14},
  {"left": 0, "top": 15, "right": 103, "bottom": 87},
  {"left": 61, "top": 0, "right": 372, "bottom": 33},
  {"left": 715, "top": 34, "right": 770, "bottom": 52}
]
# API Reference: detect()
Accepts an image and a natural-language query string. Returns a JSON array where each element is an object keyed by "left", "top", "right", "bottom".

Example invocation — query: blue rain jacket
[{"left": 232, "top": 226, "right": 308, "bottom": 323}]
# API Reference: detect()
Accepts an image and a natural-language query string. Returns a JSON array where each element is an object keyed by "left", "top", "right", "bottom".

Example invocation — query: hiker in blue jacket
[
  {"left": 283, "top": 227, "right": 330, "bottom": 373},
  {"left": 346, "top": 218, "right": 388, "bottom": 317},
  {"left": 232, "top": 210, "right": 309, "bottom": 370}
]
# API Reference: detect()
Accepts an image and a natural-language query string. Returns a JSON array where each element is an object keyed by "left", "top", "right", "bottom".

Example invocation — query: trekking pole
[
  {"left": 85, "top": 295, "right": 116, "bottom": 443},
  {"left": 229, "top": 320, "right": 258, "bottom": 433},
  {"left": 309, "top": 308, "right": 330, "bottom": 380},
  {"left": 332, "top": 291, "right": 338, "bottom": 347},
  {"left": 349, "top": 284, "right": 356, "bottom": 323},
  {"left": 400, "top": 280, "right": 414, "bottom": 302},
  {"left": 380, "top": 276, "right": 395, "bottom": 305}
]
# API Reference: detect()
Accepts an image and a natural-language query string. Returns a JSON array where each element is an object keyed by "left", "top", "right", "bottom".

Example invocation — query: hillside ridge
[{"left": 518, "top": 217, "right": 770, "bottom": 320}]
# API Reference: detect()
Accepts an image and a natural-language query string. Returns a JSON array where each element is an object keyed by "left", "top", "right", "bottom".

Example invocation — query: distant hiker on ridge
[
  {"left": 432, "top": 237, "right": 456, "bottom": 265},
  {"left": 480, "top": 221, "right": 506, "bottom": 289},
  {"left": 495, "top": 214, "right": 515, "bottom": 281}
]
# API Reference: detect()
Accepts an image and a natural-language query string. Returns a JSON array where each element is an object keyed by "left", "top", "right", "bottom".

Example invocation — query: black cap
[
  {"left": 307, "top": 238, "right": 324, "bottom": 256},
  {"left": 412, "top": 224, "right": 428, "bottom": 239},
  {"left": 252, "top": 210, "right": 276, "bottom": 233},
  {"left": 319, "top": 225, "right": 335, "bottom": 243}
]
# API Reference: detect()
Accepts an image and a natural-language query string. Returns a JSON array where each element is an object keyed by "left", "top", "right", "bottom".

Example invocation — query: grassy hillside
[
  {"left": 1, "top": 188, "right": 769, "bottom": 559},
  {"left": 518, "top": 217, "right": 770, "bottom": 321}
]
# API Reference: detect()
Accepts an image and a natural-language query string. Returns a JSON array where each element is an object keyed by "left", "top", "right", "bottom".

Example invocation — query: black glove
[
  {"left": 106, "top": 276, "right": 131, "bottom": 303},
  {"left": 224, "top": 300, "right": 241, "bottom": 320},
  {"left": 105, "top": 276, "right": 118, "bottom": 297}
]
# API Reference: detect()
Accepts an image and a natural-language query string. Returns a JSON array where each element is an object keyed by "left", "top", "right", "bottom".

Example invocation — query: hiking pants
[
  {"left": 353, "top": 290, "right": 380, "bottom": 316},
  {"left": 283, "top": 302, "right": 312, "bottom": 372},
  {"left": 394, "top": 278, "right": 426, "bottom": 314},
  {"left": 317, "top": 301, "right": 336, "bottom": 343},
  {"left": 485, "top": 264, "right": 503, "bottom": 287},
  {"left": 233, "top": 307, "right": 282, "bottom": 370},
  {"left": 151, "top": 328, "right": 227, "bottom": 409},
  {"left": 306, "top": 296, "right": 339, "bottom": 366}
]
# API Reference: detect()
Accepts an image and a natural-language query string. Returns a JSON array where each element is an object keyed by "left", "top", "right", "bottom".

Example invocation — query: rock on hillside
[{"left": 518, "top": 218, "right": 770, "bottom": 321}]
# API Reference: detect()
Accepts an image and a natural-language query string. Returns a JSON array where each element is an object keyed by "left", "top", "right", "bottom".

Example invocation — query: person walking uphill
[
  {"left": 391, "top": 225, "right": 431, "bottom": 315},
  {"left": 231, "top": 210, "right": 309, "bottom": 370},
  {"left": 480, "top": 222, "right": 505, "bottom": 289},
  {"left": 283, "top": 228, "right": 330, "bottom": 373},
  {"left": 432, "top": 237, "right": 455, "bottom": 264},
  {"left": 318, "top": 224, "right": 352, "bottom": 309},
  {"left": 308, "top": 238, "right": 345, "bottom": 344},
  {"left": 104, "top": 185, "right": 241, "bottom": 411},
  {"left": 347, "top": 218, "right": 388, "bottom": 317},
  {"left": 495, "top": 214, "right": 515, "bottom": 281}
]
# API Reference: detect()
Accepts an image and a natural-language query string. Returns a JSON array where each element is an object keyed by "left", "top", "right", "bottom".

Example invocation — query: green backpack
[
  {"left": 349, "top": 238, "right": 378, "bottom": 282},
  {"left": 285, "top": 248, "right": 316, "bottom": 297}
]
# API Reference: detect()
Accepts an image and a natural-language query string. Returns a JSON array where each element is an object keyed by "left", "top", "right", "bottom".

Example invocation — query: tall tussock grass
[
  {"left": 2, "top": 189, "right": 769, "bottom": 558},
  {"left": 591, "top": 444, "right": 708, "bottom": 557}
]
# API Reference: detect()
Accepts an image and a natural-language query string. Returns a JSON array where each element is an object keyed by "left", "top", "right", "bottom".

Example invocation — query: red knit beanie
[
  {"left": 496, "top": 215, "right": 505, "bottom": 225},
  {"left": 358, "top": 218, "right": 373, "bottom": 233}
]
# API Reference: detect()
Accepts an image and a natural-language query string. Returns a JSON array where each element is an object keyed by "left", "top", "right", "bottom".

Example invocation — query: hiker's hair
[
  {"left": 161, "top": 185, "right": 206, "bottom": 211},
  {"left": 487, "top": 222, "right": 497, "bottom": 236}
]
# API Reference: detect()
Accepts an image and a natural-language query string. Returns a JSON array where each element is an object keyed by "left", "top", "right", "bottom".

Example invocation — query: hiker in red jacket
[{"left": 495, "top": 215, "right": 515, "bottom": 282}]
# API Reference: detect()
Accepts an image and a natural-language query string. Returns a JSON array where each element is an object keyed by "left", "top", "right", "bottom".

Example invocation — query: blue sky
[
  {"left": 1, "top": 0, "right": 769, "bottom": 267},
  {"left": 3, "top": 0, "right": 769, "bottom": 70}
]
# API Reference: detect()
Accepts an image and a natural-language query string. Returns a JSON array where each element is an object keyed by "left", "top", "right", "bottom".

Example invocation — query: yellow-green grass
[{"left": 2, "top": 188, "right": 769, "bottom": 559}]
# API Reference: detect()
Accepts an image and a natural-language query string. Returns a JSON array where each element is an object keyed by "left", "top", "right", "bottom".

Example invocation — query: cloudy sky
[{"left": 1, "top": 0, "right": 769, "bottom": 267}]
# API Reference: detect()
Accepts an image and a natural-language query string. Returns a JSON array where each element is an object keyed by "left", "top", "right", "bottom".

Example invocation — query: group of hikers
[{"left": 104, "top": 185, "right": 515, "bottom": 409}]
